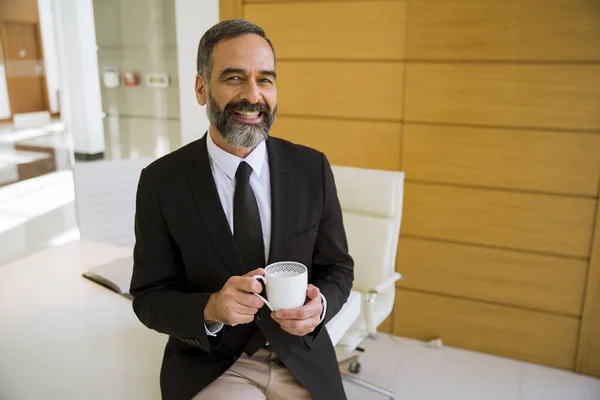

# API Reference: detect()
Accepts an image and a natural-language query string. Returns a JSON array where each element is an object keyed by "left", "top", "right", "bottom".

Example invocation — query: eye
[
  {"left": 259, "top": 78, "right": 273, "bottom": 84},
  {"left": 227, "top": 76, "right": 242, "bottom": 82}
]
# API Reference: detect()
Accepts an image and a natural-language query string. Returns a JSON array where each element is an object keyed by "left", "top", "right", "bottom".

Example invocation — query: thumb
[
  {"left": 307, "top": 284, "right": 320, "bottom": 299},
  {"left": 243, "top": 267, "right": 265, "bottom": 277}
]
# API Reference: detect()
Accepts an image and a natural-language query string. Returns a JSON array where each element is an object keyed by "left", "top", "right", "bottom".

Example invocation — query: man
[{"left": 130, "top": 19, "right": 354, "bottom": 400}]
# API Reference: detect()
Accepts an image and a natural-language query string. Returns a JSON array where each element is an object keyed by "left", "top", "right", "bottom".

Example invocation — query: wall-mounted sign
[
  {"left": 123, "top": 71, "right": 140, "bottom": 86},
  {"left": 145, "top": 73, "right": 170, "bottom": 88},
  {"left": 102, "top": 65, "right": 120, "bottom": 88}
]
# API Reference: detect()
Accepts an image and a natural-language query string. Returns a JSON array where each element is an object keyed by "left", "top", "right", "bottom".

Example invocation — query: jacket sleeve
[
  {"left": 129, "top": 168, "right": 222, "bottom": 353},
  {"left": 307, "top": 154, "right": 355, "bottom": 342}
]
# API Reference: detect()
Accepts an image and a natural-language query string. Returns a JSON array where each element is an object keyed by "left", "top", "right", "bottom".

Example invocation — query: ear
[{"left": 195, "top": 73, "right": 207, "bottom": 106}]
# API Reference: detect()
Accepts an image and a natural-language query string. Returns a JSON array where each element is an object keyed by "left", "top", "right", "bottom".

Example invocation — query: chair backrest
[
  {"left": 72, "top": 158, "right": 153, "bottom": 248},
  {"left": 331, "top": 165, "right": 404, "bottom": 294}
]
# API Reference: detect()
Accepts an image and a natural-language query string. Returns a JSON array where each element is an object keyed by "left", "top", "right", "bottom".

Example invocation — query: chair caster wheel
[{"left": 348, "top": 360, "right": 361, "bottom": 374}]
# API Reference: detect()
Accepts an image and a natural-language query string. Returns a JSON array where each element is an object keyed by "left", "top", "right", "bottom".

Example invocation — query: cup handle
[{"left": 251, "top": 275, "right": 274, "bottom": 311}]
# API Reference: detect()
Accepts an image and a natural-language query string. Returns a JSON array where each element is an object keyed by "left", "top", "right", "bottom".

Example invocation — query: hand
[
  {"left": 204, "top": 268, "right": 265, "bottom": 326},
  {"left": 271, "top": 284, "right": 323, "bottom": 336}
]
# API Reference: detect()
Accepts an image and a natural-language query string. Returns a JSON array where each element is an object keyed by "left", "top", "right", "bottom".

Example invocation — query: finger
[
  {"left": 273, "top": 314, "right": 319, "bottom": 333},
  {"left": 243, "top": 268, "right": 265, "bottom": 278},
  {"left": 230, "top": 302, "right": 260, "bottom": 316},
  {"left": 228, "top": 314, "right": 255, "bottom": 326},
  {"left": 275, "top": 297, "right": 321, "bottom": 320},
  {"left": 236, "top": 292, "right": 265, "bottom": 309},
  {"left": 306, "top": 284, "right": 320, "bottom": 299},
  {"left": 232, "top": 276, "right": 263, "bottom": 294}
]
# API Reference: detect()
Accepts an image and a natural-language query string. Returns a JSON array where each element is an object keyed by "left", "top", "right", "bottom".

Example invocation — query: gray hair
[{"left": 196, "top": 19, "right": 276, "bottom": 80}]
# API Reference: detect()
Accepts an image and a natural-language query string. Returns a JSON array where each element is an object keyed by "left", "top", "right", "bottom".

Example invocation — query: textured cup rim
[{"left": 264, "top": 261, "right": 307, "bottom": 276}]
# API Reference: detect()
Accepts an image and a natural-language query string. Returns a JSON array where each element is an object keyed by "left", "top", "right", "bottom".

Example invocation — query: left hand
[{"left": 271, "top": 284, "right": 323, "bottom": 336}]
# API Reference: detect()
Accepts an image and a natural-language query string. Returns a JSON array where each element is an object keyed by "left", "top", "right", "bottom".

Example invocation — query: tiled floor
[{"left": 343, "top": 334, "right": 600, "bottom": 400}]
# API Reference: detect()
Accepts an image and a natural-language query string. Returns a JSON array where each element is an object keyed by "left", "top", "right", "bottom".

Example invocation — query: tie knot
[{"left": 236, "top": 161, "right": 253, "bottom": 183}]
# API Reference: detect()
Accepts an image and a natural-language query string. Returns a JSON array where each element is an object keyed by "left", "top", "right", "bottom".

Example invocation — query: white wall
[
  {"left": 174, "top": 0, "right": 219, "bottom": 145},
  {"left": 37, "top": 0, "right": 61, "bottom": 114},
  {"left": 52, "top": 0, "right": 105, "bottom": 155}
]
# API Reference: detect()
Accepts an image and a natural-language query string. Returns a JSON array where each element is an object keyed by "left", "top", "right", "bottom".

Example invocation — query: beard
[{"left": 206, "top": 91, "right": 277, "bottom": 149}]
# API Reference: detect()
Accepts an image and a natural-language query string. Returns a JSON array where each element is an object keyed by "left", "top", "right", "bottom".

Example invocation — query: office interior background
[{"left": 0, "top": 0, "right": 599, "bottom": 399}]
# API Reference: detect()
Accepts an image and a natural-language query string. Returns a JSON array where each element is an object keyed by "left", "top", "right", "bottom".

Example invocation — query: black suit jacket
[{"left": 130, "top": 134, "right": 354, "bottom": 400}]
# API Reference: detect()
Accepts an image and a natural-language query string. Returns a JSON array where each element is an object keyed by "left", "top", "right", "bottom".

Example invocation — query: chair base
[{"left": 341, "top": 370, "right": 396, "bottom": 399}]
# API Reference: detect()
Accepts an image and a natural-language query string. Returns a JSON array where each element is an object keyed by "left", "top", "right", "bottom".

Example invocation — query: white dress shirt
[{"left": 203, "top": 131, "right": 325, "bottom": 337}]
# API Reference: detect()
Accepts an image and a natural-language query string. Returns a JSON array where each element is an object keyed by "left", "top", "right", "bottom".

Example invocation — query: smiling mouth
[{"left": 233, "top": 110, "right": 264, "bottom": 124}]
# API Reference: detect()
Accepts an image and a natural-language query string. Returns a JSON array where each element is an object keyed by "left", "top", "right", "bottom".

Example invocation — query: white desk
[
  {"left": 0, "top": 240, "right": 361, "bottom": 400},
  {"left": 0, "top": 241, "right": 166, "bottom": 400}
]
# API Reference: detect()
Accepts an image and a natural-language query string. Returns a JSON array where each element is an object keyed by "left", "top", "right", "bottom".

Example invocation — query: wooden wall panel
[
  {"left": 403, "top": 124, "right": 600, "bottom": 196},
  {"left": 277, "top": 61, "right": 404, "bottom": 120},
  {"left": 393, "top": 289, "right": 580, "bottom": 369},
  {"left": 576, "top": 198, "right": 600, "bottom": 377},
  {"left": 379, "top": 314, "right": 394, "bottom": 334},
  {"left": 402, "top": 182, "right": 596, "bottom": 258},
  {"left": 220, "top": 0, "right": 243, "bottom": 20},
  {"left": 245, "top": 0, "right": 406, "bottom": 60},
  {"left": 404, "top": 64, "right": 600, "bottom": 131},
  {"left": 406, "top": 0, "right": 600, "bottom": 61},
  {"left": 271, "top": 116, "right": 402, "bottom": 170},
  {"left": 396, "top": 237, "right": 588, "bottom": 316},
  {"left": 0, "top": 0, "right": 39, "bottom": 22}
]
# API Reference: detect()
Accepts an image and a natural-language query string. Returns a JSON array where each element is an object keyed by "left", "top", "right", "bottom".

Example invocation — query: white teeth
[{"left": 236, "top": 111, "right": 259, "bottom": 117}]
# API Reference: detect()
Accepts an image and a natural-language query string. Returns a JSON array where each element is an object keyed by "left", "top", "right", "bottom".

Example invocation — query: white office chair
[
  {"left": 72, "top": 158, "right": 153, "bottom": 248},
  {"left": 328, "top": 165, "right": 405, "bottom": 399}
]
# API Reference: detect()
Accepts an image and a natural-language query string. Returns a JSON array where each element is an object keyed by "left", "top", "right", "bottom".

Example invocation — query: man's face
[{"left": 195, "top": 34, "right": 277, "bottom": 148}]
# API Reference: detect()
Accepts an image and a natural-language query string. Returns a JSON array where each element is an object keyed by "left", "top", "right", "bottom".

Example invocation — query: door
[{"left": 0, "top": 21, "right": 48, "bottom": 115}]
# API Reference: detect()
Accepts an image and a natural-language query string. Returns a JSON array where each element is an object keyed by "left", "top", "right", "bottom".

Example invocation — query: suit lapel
[
  {"left": 267, "top": 138, "right": 290, "bottom": 265},
  {"left": 187, "top": 135, "right": 246, "bottom": 277}
]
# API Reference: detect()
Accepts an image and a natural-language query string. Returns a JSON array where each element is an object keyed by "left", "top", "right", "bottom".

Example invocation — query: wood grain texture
[
  {"left": 396, "top": 237, "right": 588, "bottom": 316},
  {"left": 1, "top": 22, "right": 48, "bottom": 114},
  {"left": 219, "top": 0, "right": 243, "bottom": 20},
  {"left": 393, "top": 289, "right": 580, "bottom": 369},
  {"left": 402, "top": 124, "right": 600, "bottom": 196},
  {"left": 277, "top": 61, "right": 404, "bottom": 120},
  {"left": 244, "top": 0, "right": 406, "bottom": 60},
  {"left": 244, "top": 0, "right": 394, "bottom": 2},
  {"left": 379, "top": 314, "right": 394, "bottom": 334},
  {"left": 270, "top": 116, "right": 402, "bottom": 170},
  {"left": 404, "top": 64, "right": 600, "bottom": 131},
  {"left": 402, "top": 182, "right": 596, "bottom": 258},
  {"left": 576, "top": 197, "right": 600, "bottom": 377},
  {"left": 0, "top": 0, "right": 39, "bottom": 22},
  {"left": 406, "top": 0, "right": 600, "bottom": 61}
]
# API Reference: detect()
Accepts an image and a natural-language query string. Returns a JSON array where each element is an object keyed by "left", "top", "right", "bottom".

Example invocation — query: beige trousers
[{"left": 193, "top": 348, "right": 315, "bottom": 400}]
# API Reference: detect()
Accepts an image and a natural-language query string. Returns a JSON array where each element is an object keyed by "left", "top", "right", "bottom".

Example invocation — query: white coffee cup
[{"left": 251, "top": 261, "right": 308, "bottom": 311}]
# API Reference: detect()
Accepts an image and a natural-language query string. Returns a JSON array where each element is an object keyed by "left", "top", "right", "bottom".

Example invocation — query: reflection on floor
[
  {"left": 345, "top": 334, "right": 600, "bottom": 400},
  {"left": 0, "top": 120, "right": 72, "bottom": 186},
  {"left": 0, "top": 170, "right": 78, "bottom": 265}
]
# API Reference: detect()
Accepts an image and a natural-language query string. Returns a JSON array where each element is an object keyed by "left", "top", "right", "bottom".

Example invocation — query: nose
[{"left": 239, "top": 80, "right": 261, "bottom": 104}]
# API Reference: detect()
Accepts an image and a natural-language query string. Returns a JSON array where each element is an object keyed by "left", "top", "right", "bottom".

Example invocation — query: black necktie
[
  {"left": 234, "top": 161, "right": 265, "bottom": 271},
  {"left": 234, "top": 162, "right": 267, "bottom": 355}
]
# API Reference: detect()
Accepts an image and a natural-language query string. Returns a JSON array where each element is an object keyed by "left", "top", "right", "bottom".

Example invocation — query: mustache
[{"left": 224, "top": 100, "right": 271, "bottom": 115}]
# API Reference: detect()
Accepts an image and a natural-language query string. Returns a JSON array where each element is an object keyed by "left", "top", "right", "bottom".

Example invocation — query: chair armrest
[
  {"left": 363, "top": 272, "right": 403, "bottom": 337},
  {"left": 369, "top": 272, "right": 403, "bottom": 294}
]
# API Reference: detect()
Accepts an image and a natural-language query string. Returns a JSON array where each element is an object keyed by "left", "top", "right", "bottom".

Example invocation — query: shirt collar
[{"left": 206, "top": 130, "right": 266, "bottom": 181}]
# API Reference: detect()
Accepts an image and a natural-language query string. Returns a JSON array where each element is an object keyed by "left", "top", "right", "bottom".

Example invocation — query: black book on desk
[{"left": 82, "top": 257, "right": 134, "bottom": 300}]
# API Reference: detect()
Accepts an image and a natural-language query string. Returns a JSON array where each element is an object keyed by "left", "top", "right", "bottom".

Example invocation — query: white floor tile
[
  {"left": 520, "top": 362, "right": 600, "bottom": 400},
  {"left": 389, "top": 338, "right": 522, "bottom": 400},
  {"left": 342, "top": 334, "right": 406, "bottom": 399}
]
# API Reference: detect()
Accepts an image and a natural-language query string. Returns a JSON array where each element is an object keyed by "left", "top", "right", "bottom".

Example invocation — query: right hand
[{"left": 204, "top": 268, "right": 265, "bottom": 326}]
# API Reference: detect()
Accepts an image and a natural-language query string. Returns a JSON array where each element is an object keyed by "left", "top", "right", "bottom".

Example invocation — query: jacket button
[{"left": 256, "top": 312, "right": 262, "bottom": 321}]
